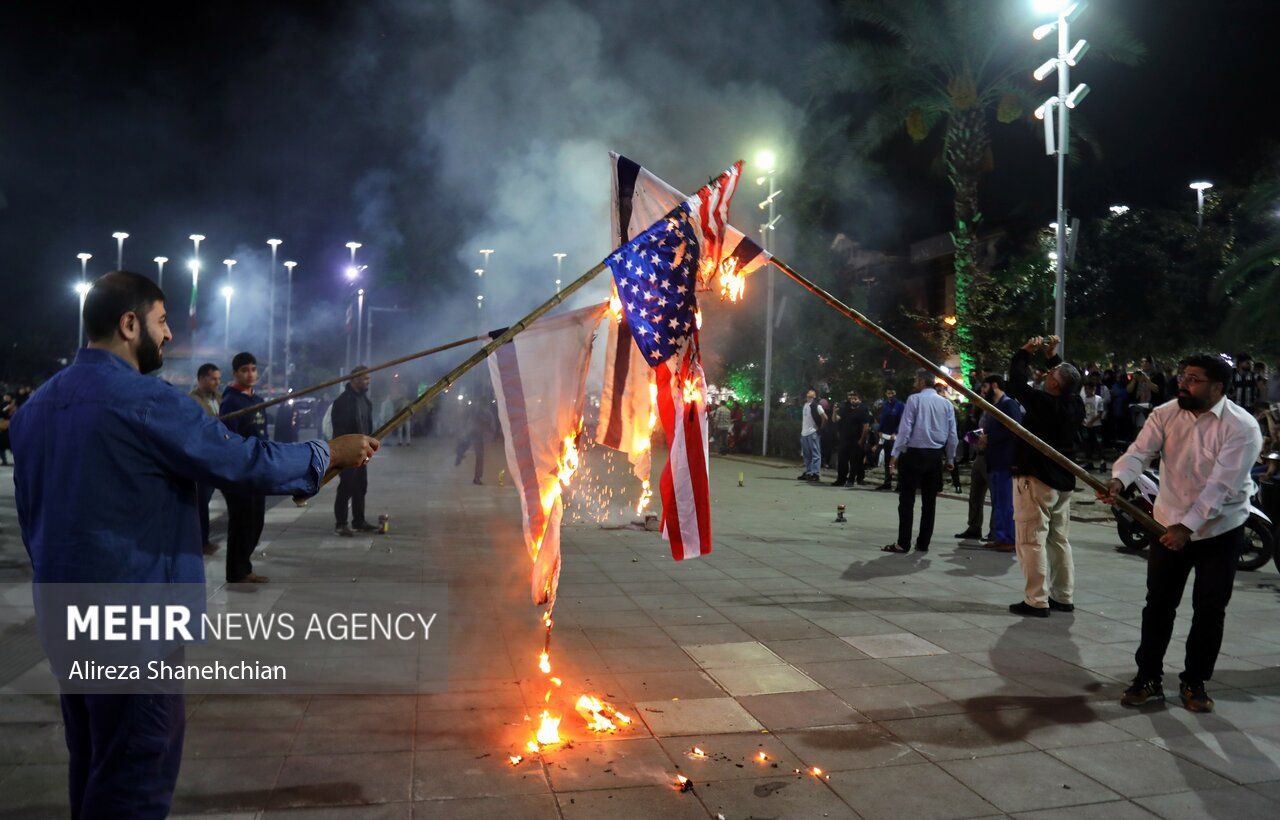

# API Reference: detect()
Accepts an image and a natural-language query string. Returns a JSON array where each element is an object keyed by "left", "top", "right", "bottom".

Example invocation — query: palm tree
[{"left": 808, "top": 0, "right": 1143, "bottom": 379}]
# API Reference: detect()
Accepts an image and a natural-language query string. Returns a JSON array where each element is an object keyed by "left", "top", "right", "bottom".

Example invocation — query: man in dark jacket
[
  {"left": 978, "top": 374, "right": 1024, "bottom": 550},
  {"left": 1004, "top": 336, "right": 1083, "bottom": 617},
  {"left": 832, "top": 391, "right": 871, "bottom": 486},
  {"left": 875, "top": 388, "right": 904, "bottom": 490},
  {"left": 220, "top": 351, "right": 272, "bottom": 583},
  {"left": 332, "top": 366, "right": 377, "bottom": 536}
]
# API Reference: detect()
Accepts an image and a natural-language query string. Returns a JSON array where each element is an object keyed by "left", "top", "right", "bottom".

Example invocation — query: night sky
[{"left": 1, "top": 0, "right": 1276, "bottom": 379}]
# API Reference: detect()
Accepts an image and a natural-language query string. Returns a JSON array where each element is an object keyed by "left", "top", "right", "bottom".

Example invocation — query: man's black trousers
[
  {"left": 835, "top": 442, "right": 865, "bottom": 484},
  {"left": 224, "top": 492, "right": 266, "bottom": 582},
  {"left": 335, "top": 465, "right": 369, "bottom": 527},
  {"left": 896, "top": 447, "right": 944, "bottom": 549},
  {"left": 1136, "top": 525, "right": 1243, "bottom": 685}
]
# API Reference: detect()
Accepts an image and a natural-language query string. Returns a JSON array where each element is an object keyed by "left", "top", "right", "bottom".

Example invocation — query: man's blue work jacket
[{"left": 10, "top": 348, "right": 329, "bottom": 584}]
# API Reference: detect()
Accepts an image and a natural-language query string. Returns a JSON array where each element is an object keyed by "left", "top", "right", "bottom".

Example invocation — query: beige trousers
[{"left": 1013, "top": 475, "right": 1074, "bottom": 609}]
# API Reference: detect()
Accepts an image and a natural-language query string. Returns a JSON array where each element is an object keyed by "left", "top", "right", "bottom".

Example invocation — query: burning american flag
[{"left": 602, "top": 163, "right": 749, "bottom": 559}]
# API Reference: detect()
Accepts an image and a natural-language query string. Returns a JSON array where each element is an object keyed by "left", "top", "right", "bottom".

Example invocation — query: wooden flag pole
[
  {"left": 219, "top": 334, "right": 488, "bottom": 423},
  {"left": 767, "top": 256, "right": 1166, "bottom": 538},
  {"left": 294, "top": 260, "right": 611, "bottom": 504}
]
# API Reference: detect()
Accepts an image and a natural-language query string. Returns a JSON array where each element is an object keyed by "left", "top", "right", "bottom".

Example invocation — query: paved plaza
[{"left": 4, "top": 440, "right": 1280, "bottom": 818}]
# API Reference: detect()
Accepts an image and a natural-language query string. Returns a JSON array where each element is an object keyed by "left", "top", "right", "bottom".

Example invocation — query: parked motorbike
[{"left": 1113, "top": 466, "right": 1276, "bottom": 572}]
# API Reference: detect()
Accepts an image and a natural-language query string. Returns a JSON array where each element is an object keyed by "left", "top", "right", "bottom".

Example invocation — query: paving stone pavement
[{"left": 3, "top": 439, "right": 1280, "bottom": 818}]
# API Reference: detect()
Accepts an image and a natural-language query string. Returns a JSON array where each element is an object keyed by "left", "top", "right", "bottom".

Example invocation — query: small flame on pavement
[
  {"left": 675, "top": 774, "right": 692, "bottom": 792},
  {"left": 757, "top": 752, "right": 768, "bottom": 762},
  {"left": 508, "top": 755, "right": 523, "bottom": 766},
  {"left": 538, "top": 651, "right": 551, "bottom": 675},
  {"left": 535, "top": 710, "right": 562, "bottom": 746},
  {"left": 689, "top": 746, "right": 706, "bottom": 759}
]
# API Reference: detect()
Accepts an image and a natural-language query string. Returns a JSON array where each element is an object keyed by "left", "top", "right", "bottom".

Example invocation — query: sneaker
[
  {"left": 1179, "top": 681, "right": 1214, "bottom": 713},
  {"left": 1048, "top": 597, "right": 1075, "bottom": 612},
  {"left": 1008, "top": 601, "right": 1049, "bottom": 618},
  {"left": 954, "top": 528, "right": 981, "bottom": 540},
  {"left": 1121, "top": 677, "right": 1166, "bottom": 708},
  {"left": 335, "top": 524, "right": 355, "bottom": 537}
]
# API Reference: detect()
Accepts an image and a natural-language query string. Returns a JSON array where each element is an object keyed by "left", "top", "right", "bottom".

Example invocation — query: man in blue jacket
[
  {"left": 976, "top": 374, "right": 1024, "bottom": 551},
  {"left": 10, "top": 271, "right": 377, "bottom": 819},
  {"left": 875, "top": 387, "right": 905, "bottom": 491}
]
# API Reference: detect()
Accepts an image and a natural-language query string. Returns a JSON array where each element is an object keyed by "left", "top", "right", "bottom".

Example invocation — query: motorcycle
[{"left": 1113, "top": 465, "right": 1276, "bottom": 572}]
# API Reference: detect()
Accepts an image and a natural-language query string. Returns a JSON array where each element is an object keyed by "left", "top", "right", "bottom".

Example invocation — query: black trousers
[
  {"left": 1136, "top": 525, "right": 1243, "bottom": 685},
  {"left": 966, "top": 451, "right": 990, "bottom": 533},
  {"left": 1081, "top": 426, "right": 1102, "bottom": 463},
  {"left": 835, "top": 442, "right": 865, "bottom": 484},
  {"left": 455, "top": 434, "right": 484, "bottom": 481},
  {"left": 335, "top": 465, "right": 369, "bottom": 526},
  {"left": 61, "top": 693, "right": 185, "bottom": 819},
  {"left": 224, "top": 492, "right": 265, "bottom": 582},
  {"left": 896, "top": 447, "right": 944, "bottom": 549},
  {"left": 196, "top": 483, "right": 215, "bottom": 546}
]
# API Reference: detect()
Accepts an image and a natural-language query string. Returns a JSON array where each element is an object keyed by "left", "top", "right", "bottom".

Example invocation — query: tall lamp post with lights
[
  {"left": 112, "top": 232, "right": 129, "bottom": 269},
  {"left": 553, "top": 252, "right": 566, "bottom": 293},
  {"left": 77, "top": 252, "right": 92, "bottom": 284},
  {"left": 1033, "top": 0, "right": 1089, "bottom": 357},
  {"left": 267, "top": 238, "right": 282, "bottom": 382},
  {"left": 755, "top": 149, "right": 781, "bottom": 456},
  {"left": 74, "top": 282, "right": 92, "bottom": 348},
  {"left": 154, "top": 256, "right": 168, "bottom": 288},
  {"left": 1189, "top": 181, "right": 1213, "bottom": 230},
  {"left": 283, "top": 261, "right": 296, "bottom": 390},
  {"left": 221, "top": 286, "right": 234, "bottom": 355},
  {"left": 188, "top": 235, "right": 205, "bottom": 321}
]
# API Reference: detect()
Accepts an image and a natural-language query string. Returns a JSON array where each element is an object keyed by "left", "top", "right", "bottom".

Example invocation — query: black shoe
[
  {"left": 1179, "top": 681, "right": 1214, "bottom": 713},
  {"left": 830, "top": 479, "right": 846, "bottom": 486},
  {"left": 352, "top": 522, "right": 379, "bottom": 533},
  {"left": 473, "top": 478, "right": 483, "bottom": 485},
  {"left": 983, "top": 532, "right": 995, "bottom": 542},
  {"left": 1009, "top": 601, "right": 1049, "bottom": 618},
  {"left": 1121, "top": 677, "right": 1166, "bottom": 708},
  {"left": 797, "top": 473, "right": 812, "bottom": 480},
  {"left": 335, "top": 525, "right": 355, "bottom": 537},
  {"left": 875, "top": 484, "right": 893, "bottom": 492},
  {"left": 954, "top": 528, "right": 981, "bottom": 540},
  {"left": 1048, "top": 597, "right": 1075, "bottom": 613}
]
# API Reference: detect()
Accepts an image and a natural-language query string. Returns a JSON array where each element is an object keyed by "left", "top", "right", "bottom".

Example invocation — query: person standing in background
[
  {"left": 188, "top": 363, "right": 222, "bottom": 555},
  {"left": 832, "top": 391, "right": 871, "bottom": 486},
  {"left": 876, "top": 387, "right": 905, "bottom": 491},
  {"left": 883, "top": 369, "right": 957, "bottom": 553},
  {"left": 979, "top": 374, "right": 1024, "bottom": 552},
  {"left": 797, "top": 388, "right": 826, "bottom": 482},
  {"left": 333, "top": 366, "right": 378, "bottom": 536},
  {"left": 219, "top": 352, "right": 270, "bottom": 584},
  {"left": 1080, "top": 380, "right": 1106, "bottom": 472}
]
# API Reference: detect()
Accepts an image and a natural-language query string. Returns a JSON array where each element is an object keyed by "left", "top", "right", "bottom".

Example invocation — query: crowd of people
[{"left": 790, "top": 337, "right": 1274, "bottom": 716}]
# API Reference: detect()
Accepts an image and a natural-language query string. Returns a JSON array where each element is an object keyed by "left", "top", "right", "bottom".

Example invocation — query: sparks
[{"left": 811, "top": 767, "right": 824, "bottom": 777}]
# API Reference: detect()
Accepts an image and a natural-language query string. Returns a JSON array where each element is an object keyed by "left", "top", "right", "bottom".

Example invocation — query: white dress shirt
[{"left": 1112, "top": 397, "right": 1263, "bottom": 540}]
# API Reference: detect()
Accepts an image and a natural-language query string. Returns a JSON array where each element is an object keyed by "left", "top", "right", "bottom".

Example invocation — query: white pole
[
  {"left": 1053, "top": 11, "right": 1068, "bottom": 355},
  {"left": 267, "top": 239, "right": 282, "bottom": 384},
  {"left": 761, "top": 170, "right": 776, "bottom": 456},
  {"left": 154, "top": 257, "right": 167, "bottom": 289},
  {"left": 113, "top": 232, "right": 128, "bottom": 269},
  {"left": 284, "top": 261, "right": 296, "bottom": 390}
]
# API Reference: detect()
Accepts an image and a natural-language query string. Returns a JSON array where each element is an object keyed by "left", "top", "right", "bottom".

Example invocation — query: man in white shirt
[
  {"left": 798, "top": 389, "right": 826, "bottom": 481},
  {"left": 882, "top": 370, "right": 958, "bottom": 553},
  {"left": 1100, "top": 353, "right": 1263, "bottom": 713}
]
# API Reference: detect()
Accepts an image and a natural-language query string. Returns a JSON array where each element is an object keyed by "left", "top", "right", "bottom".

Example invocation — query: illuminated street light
[
  {"left": 1033, "top": 0, "right": 1088, "bottom": 358},
  {"left": 345, "top": 241, "right": 362, "bottom": 265},
  {"left": 267, "top": 239, "right": 282, "bottom": 383},
  {"left": 1109, "top": 205, "right": 1130, "bottom": 216},
  {"left": 1190, "top": 181, "right": 1214, "bottom": 230},
  {"left": 553, "top": 252, "right": 566, "bottom": 293},
  {"left": 76, "top": 252, "right": 92, "bottom": 283},
  {"left": 756, "top": 149, "right": 781, "bottom": 457},
  {"left": 188, "top": 235, "right": 205, "bottom": 319},
  {"left": 154, "top": 256, "right": 168, "bottom": 288},
  {"left": 220, "top": 285, "right": 234, "bottom": 354},
  {"left": 222, "top": 259, "right": 237, "bottom": 277},
  {"left": 112, "top": 232, "right": 129, "bottom": 269},
  {"left": 74, "top": 281, "right": 92, "bottom": 348},
  {"left": 283, "top": 261, "right": 297, "bottom": 390}
]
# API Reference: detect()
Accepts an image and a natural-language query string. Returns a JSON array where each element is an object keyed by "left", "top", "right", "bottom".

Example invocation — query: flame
[
  {"left": 526, "top": 739, "right": 538, "bottom": 753},
  {"left": 757, "top": 752, "right": 768, "bottom": 762},
  {"left": 608, "top": 290, "right": 623, "bottom": 321},
  {"left": 690, "top": 746, "right": 706, "bottom": 759},
  {"left": 682, "top": 375, "right": 704, "bottom": 405},
  {"left": 675, "top": 774, "right": 690, "bottom": 789},
  {"left": 575, "top": 695, "right": 616, "bottom": 732},
  {"left": 811, "top": 767, "right": 824, "bottom": 777},
  {"left": 694, "top": 307, "right": 703, "bottom": 330},
  {"left": 635, "top": 479, "right": 653, "bottom": 517},
  {"left": 555, "top": 432, "right": 581, "bottom": 488},
  {"left": 538, "top": 652, "right": 551, "bottom": 675},
  {"left": 535, "top": 711, "right": 562, "bottom": 746},
  {"left": 718, "top": 257, "right": 745, "bottom": 302},
  {"left": 549, "top": 677, "right": 562, "bottom": 687},
  {"left": 508, "top": 755, "right": 523, "bottom": 766}
]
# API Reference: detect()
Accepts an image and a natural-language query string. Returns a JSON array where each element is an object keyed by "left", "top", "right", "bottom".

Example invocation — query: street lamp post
[
  {"left": 74, "top": 281, "right": 91, "bottom": 348},
  {"left": 221, "top": 285, "right": 234, "bottom": 355},
  {"left": 1033, "top": 0, "right": 1089, "bottom": 358},
  {"left": 76, "top": 252, "right": 92, "bottom": 283},
  {"left": 283, "top": 261, "right": 296, "bottom": 390},
  {"left": 267, "top": 239, "right": 282, "bottom": 383},
  {"left": 112, "top": 232, "right": 129, "bottom": 269},
  {"left": 755, "top": 150, "right": 781, "bottom": 456},
  {"left": 356, "top": 288, "right": 366, "bottom": 365},
  {"left": 154, "top": 257, "right": 168, "bottom": 288},
  {"left": 343, "top": 262, "right": 362, "bottom": 372},
  {"left": 1190, "top": 181, "right": 1213, "bottom": 230},
  {"left": 223, "top": 259, "right": 237, "bottom": 278},
  {"left": 188, "top": 235, "right": 205, "bottom": 320},
  {"left": 553, "top": 252, "right": 566, "bottom": 293}
]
